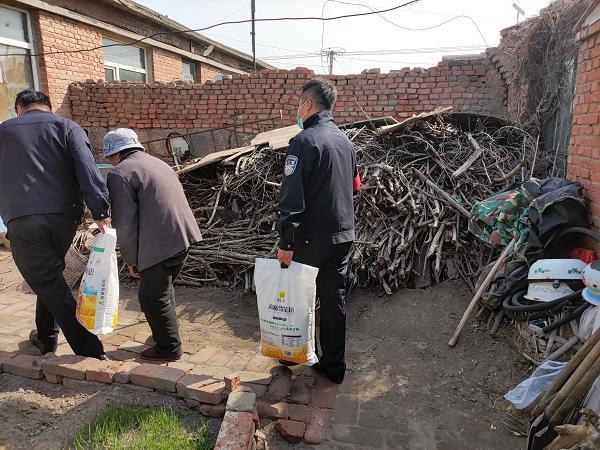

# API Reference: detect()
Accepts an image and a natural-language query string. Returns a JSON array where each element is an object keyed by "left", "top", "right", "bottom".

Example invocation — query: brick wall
[
  {"left": 69, "top": 56, "right": 506, "bottom": 137},
  {"left": 200, "top": 64, "right": 225, "bottom": 83},
  {"left": 152, "top": 48, "right": 182, "bottom": 82},
  {"left": 568, "top": 12, "right": 600, "bottom": 224},
  {"left": 32, "top": 11, "right": 103, "bottom": 116}
]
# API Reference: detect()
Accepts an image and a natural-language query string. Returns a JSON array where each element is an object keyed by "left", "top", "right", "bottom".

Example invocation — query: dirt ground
[
  {"left": 0, "top": 246, "right": 530, "bottom": 449},
  {"left": 0, "top": 373, "right": 221, "bottom": 449}
]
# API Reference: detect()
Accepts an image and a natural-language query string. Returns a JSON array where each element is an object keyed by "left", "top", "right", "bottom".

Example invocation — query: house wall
[{"left": 568, "top": 4, "right": 600, "bottom": 224}]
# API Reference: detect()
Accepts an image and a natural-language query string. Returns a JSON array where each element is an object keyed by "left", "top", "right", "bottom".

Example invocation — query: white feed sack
[
  {"left": 76, "top": 228, "right": 119, "bottom": 335},
  {"left": 254, "top": 258, "right": 319, "bottom": 365}
]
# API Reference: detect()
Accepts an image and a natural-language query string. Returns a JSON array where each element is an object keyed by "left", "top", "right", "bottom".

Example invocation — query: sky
[{"left": 135, "top": 0, "right": 554, "bottom": 75}]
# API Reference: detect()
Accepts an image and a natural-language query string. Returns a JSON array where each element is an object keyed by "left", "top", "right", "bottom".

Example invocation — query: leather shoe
[
  {"left": 313, "top": 362, "right": 344, "bottom": 384},
  {"left": 140, "top": 345, "right": 182, "bottom": 362},
  {"left": 29, "top": 330, "right": 57, "bottom": 355},
  {"left": 278, "top": 359, "right": 298, "bottom": 367}
]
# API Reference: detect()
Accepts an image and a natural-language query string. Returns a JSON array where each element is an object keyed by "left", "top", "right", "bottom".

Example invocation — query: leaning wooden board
[{"left": 176, "top": 145, "right": 255, "bottom": 175}]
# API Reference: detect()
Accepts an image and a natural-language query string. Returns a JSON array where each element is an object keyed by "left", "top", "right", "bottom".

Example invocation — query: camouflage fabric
[
  {"left": 469, "top": 187, "right": 534, "bottom": 310},
  {"left": 468, "top": 187, "right": 533, "bottom": 260}
]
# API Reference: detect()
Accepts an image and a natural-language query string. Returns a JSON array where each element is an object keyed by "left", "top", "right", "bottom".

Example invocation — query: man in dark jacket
[
  {"left": 277, "top": 78, "right": 359, "bottom": 384},
  {"left": 0, "top": 90, "right": 110, "bottom": 359},
  {"left": 105, "top": 129, "right": 202, "bottom": 361}
]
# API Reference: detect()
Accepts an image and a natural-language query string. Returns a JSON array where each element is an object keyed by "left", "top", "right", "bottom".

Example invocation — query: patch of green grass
[{"left": 69, "top": 404, "right": 212, "bottom": 450}]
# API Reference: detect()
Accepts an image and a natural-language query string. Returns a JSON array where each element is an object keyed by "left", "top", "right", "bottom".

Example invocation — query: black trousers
[
  {"left": 138, "top": 252, "right": 187, "bottom": 353},
  {"left": 7, "top": 214, "right": 104, "bottom": 357},
  {"left": 293, "top": 241, "right": 352, "bottom": 380}
]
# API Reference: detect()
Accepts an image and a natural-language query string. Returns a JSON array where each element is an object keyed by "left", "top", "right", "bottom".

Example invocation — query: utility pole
[
  {"left": 251, "top": 0, "right": 256, "bottom": 71},
  {"left": 324, "top": 49, "right": 342, "bottom": 75}
]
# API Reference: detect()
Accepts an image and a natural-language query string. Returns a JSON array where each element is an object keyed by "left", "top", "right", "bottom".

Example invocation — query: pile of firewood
[{"left": 179, "top": 111, "right": 546, "bottom": 293}]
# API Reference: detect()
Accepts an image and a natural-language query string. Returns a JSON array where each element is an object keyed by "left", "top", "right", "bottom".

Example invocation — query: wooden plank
[
  {"left": 251, "top": 125, "right": 300, "bottom": 148},
  {"left": 176, "top": 145, "right": 255, "bottom": 175},
  {"left": 339, "top": 116, "right": 398, "bottom": 130},
  {"left": 378, "top": 106, "right": 453, "bottom": 136}
]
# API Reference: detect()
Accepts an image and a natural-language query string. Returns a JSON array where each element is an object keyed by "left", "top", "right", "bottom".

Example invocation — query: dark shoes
[
  {"left": 97, "top": 353, "right": 109, "bottom": 361},
  {"left": 140, "top": 345, "right": 182, "bottom": 362},
  {"left": 278, "top": 360, "right": 298, "bottom": 367},
  {"left": 29, "top": 330, "right": 57, "bottom": 355},
  {"left": 313, "top": 362, "right": 345, "bottom": 384}
]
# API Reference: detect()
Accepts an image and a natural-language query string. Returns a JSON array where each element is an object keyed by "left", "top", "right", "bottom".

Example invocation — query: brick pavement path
[{"left": 1, "top": 250, "right": 525, "bottom": 449}]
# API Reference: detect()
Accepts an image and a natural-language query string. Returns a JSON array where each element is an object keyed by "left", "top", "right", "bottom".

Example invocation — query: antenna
[
  {"left": 203, "top": 45, "right": 214, "bottom": 57},
  {"left": 512, "top": 2, "right": 525, "bottom": 24}
]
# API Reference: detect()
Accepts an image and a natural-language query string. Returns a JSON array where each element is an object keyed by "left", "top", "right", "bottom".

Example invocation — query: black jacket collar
[{"left": 303, "top": 110, "right": 334, "bottom": 129}]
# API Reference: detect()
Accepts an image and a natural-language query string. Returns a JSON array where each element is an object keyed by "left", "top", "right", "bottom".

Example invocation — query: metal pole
[
  {"left": 251, "top": 0, "right": 256, "bottom": 71},
  {"left": 328, "top": 51, "right": 334, "bottom": 75}
]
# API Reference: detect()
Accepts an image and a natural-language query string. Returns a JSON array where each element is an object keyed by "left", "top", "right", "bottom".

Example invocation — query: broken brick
[
  {"left": 304, "top": 407, "right": 333, "bottom": 444},
  {"left": 114, "top": 361, "right": 140, "bottom": 384},
  {"left": 290, "top": 374, "right": 315, "bottom": 405},
  {"left": 197, "top": 403, "right": 226, "bottom": 418},
  {"left": 265, "top": 366, "right": 292, "bottom": 401},
  {"left": 176, "top": 373, "right": 221, "bottom": 403},
  {"left": 214, "top": 411, "right": 255, "bottom": 449},
  {"left": 224, "top": 373, "right": 240, "bottom": 392},
  {"left": 276, "top": 419, "right": 306, "bottom": 444}
]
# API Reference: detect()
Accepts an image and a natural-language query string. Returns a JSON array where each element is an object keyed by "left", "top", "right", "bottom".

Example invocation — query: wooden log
[
  {"left": 549, "top": 356, "right": 600, "bottom": 425},
  {"left": 532, "top": 328, "right": 600, "bottom": 417},
  {"left": 412, "top": 169, "right": 470, "bottom": 218},
  {"left": 451, "top": 133, "right": 484, "bottom": 178},
  {"left": 448, "top": 236, "right": 517, "bottom": 347},
  {"left": 544, "top": 335, "right": 600, "bottom": 420}
]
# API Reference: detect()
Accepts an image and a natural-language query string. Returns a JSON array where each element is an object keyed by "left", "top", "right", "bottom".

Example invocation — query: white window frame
[
  {"left": 0, "top": 4, "right": 39, "bottom": 90},
  {"left": 103, "top": 37, "right": 147, "bottom": 82},
  {"left": 182, "top": 59, "right": 196, "bottom": 82}
]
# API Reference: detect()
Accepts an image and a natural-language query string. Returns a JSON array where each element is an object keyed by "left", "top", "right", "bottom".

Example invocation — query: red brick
[
  {"left": 177, "top": 374, "right": 224, "bottom": 404},
  {"left": 224, "top": 373, "right": 241, "bottom": 392},
  {"left": 0, "top": 351, "right": 16, "bottom": 372},
  {"left": 214, "top": 411, "right": 255, "bottom": 449},
  {"left": 86, "top": 360, "right": 124, "bottom": 384},
  {"left": 188, "top": 346, "right": 219, "bottom": 364},
  {"left": 114, "top": 361, "right": 140, "bottom": 383},
  {"left": 197, "top": 402, "right": 226, "bottom": 418},
  {"left": 266, "top": 366, "right": 292, "bottom": 401},
  {"left": 130, "top": 363, "right": 185, "bottom": 392},
  {"left": 304, "top": 407, "right": 333, "bottom": 444},
  {"left": 3, "top": 354, "right": 43, "bottom": 379},
  {"left": 310, "top": 376, "right": 338, "bottom": 409},
  {"left": 289, "top": 374, "right": 315, "bottom": 405},
  {"left": 276, "top": 419, "right": 306, "bottom": 444},
  {"left": 257, "top": 400, "right": 311, "bottom": 422},
  {"left": 42, "top": 355, "right": 93, "bottom": 380}
]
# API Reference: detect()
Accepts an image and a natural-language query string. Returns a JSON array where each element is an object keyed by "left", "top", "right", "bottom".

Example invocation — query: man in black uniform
[{"left": 277, "top": 78, "right": 359, "bottom": 384}]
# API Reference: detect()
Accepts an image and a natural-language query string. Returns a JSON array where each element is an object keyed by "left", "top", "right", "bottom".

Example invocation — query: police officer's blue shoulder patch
[{"left": 284, "top": 155, "right": 298, "bottom": 176}]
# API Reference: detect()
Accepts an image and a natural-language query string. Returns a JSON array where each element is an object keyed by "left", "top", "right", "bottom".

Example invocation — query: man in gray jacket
[{"left": 105, "top": 129, "right": 201, "bottom": 361}]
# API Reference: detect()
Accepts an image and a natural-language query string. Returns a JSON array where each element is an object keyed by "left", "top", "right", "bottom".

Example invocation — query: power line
[
  {"left": 260, "top": 45, "right": 487, "bottom": 60},
  {"left": 4, "top": 0, "right": 422, "bottom": 58},
  {"left": 214, "top": 2, "right": 250, "bottom": 23},
  {"left": 320, "top": 0, "right": 489, "bottom": 47}
]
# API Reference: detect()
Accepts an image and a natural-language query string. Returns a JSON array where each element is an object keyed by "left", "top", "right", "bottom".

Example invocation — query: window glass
[
  {"left": 104, "top": 67, "right": 115, "bottom": 82},
  {"left": 0, "top": 45, "right": 34, "bottom": 121},
  {"left": 103, "top": 37, "right": 145, "bottom": 69},
  {"left": 182, "top": 60, "right": 196, "bottom": 81},
  {"left": 119, "top": 69, "right": 145, "bottom": 82},
  {"left": 0, "top": 6, "right": 28, "bottom": 43}
]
